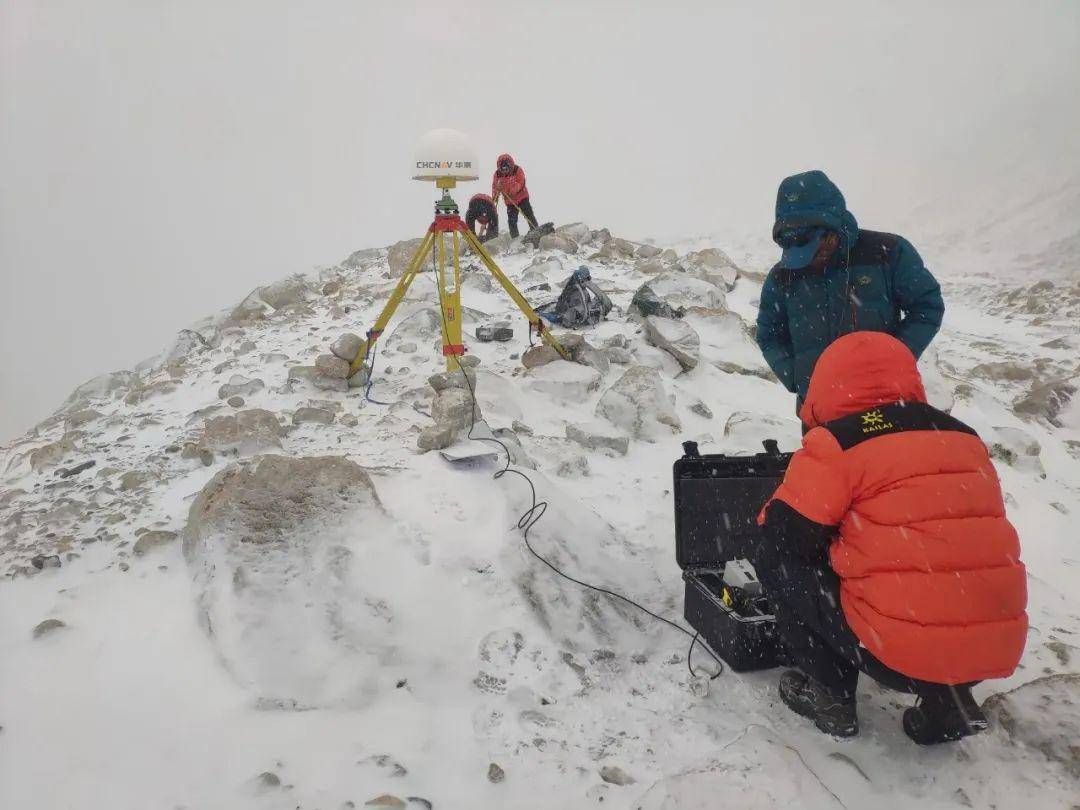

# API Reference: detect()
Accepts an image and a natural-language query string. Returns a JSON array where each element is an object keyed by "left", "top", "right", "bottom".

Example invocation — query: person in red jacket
[
  {"left": 465, "top": 193, "right": 499, "bottom": 242},
  {"left": 492, "top": 153, "right": 538, "bottom": 238},
  {"left": 756, "top": 331, "right": 1027, "bottom": 744}
]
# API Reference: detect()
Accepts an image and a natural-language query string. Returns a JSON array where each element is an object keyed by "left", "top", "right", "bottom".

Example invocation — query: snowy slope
[{"left": 1, "top": 225, "right": 1078, "bottom": 810}]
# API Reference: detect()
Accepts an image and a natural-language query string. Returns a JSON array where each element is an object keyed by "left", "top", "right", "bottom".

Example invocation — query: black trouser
[
  {"left": 466, "top": 200, "right": 499, "bottom": 242},
  {"left": 754, "top": 534, "right": 974, "bottom": 700},
  {"left": 506, "top": 197, "right": 538, "bottom": 238}
]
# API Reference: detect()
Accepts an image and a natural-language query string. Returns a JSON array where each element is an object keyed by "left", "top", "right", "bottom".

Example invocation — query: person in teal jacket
[{"left": 756, "top": 170, "right": 944, "bottom": 420}]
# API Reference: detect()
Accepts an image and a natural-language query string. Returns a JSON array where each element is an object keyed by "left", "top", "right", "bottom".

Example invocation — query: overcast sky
[{"left": 2, "top": 0, "right": 1078, "bottom": 441}]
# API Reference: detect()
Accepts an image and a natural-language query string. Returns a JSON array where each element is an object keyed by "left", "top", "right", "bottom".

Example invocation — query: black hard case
[{"left": 673, "top": 441, "right": 792, "bottom": 672}]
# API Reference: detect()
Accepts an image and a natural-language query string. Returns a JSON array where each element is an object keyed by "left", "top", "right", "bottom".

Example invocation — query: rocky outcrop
[
  {"left": 198, "top": 409, "right": 284, "bottom": 455},
  {"left": 260, "top": 276, "right": 310, "bottom": 310},
  {"left": 388, "top": 238, "right": 425, "bottom": 277}
]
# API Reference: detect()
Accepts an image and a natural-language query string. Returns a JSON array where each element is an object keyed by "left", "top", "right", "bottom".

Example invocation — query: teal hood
[{"left": 773, "top": 170, "right": 859, "bottom": 250}]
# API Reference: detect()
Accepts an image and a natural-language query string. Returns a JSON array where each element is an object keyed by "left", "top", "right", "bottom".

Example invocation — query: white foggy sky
[{"left": 2, "top": 0, "right": 1078, "bottom": 440}]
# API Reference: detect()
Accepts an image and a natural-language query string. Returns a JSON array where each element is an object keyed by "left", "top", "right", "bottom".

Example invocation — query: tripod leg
[
  {"left": 348, "top": 230, "right": 435, "bottom": 376},
  {"left": 460, "top": 228, "right": 569, "bottom": 360},
  {"left": 435, "top": 232, "right": 465, "bottom": 371}
]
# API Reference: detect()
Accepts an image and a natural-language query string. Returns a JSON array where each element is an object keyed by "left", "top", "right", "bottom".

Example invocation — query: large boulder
[
  {"left": 683, "top": 308, "right": 770, "bottom": 378},
  {"left": 183, "top": 455, "right": 393, "bottom": 708},
  {"left": 526, "top": 362, "right": 602, "bottom": 403},
  {"left": 984, "top": 674, "right": 1080, "bottom": 779},
  {"left": 538, "top": 233, "right": 578, "bottom": 253},
  {"left": 648, "top": 272, "right": 727, "bottom": 311},
  {"left": 644, "top": 316, "right": 700, "bottom": 371},
  {"left": 431, "top": 387, "right": 482, "bottom": 431},
  {"left": 681, "top": 248, "right": 739, "bottom": 290},
  {"left": 1014, "top": 376, "right": 1079, "bottom": 428},
  {"left": 198, "top": 409, "right": 284, "bottom": 455},
  {"left": 592, "top": 237, "right": 637, "bottom": 261},
  {"left": 387, "top": 238, "right": 425, "bottom": 277},
  {"left": 29, "top": 434, "right": 80, "bottom": 472},
  {"left": 555, "top": 222, "right": 590, "bottom": 242},
  {"left": 595, "top": 366, "right": 680, "bottom": 439},
  {"left": 260, "top": 276, "right": 310, "bottom": 310},
  {"left": 630, "top": 283, "right": 684, "bottom": 319},
  {"left": 331, "top": 333, "right": 364, "bottom": 364}
]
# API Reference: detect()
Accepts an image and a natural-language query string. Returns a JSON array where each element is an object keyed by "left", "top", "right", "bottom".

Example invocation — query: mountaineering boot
[
  {"left": 779, "top": 669, "right": 858, "bottom": 737},
  {"left": 902, "top": 686, "right": 988, "bottom": 745}
]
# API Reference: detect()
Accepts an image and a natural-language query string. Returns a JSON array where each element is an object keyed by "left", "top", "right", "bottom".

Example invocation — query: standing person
[
  {"left": 755, "top": 331, "right": 1027, "bottom": 743},
  {"left": 755, "top": 170, "right": 945, "bottom": 422},
  {"left": 492, "top": 153, "right": 538, "bottom": 238}
]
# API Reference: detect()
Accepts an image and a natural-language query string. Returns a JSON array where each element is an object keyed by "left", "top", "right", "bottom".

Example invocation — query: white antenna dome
[{"left": 412, "top": 128, "right": 479, "bottom": 183}]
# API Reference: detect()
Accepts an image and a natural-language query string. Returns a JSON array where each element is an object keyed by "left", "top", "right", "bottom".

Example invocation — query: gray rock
[
  {"left": 341, "top": 246, "right": 382, "bottom": 270},
  {"left": 417, "top": 425, "right": 456, "bottom": 453},
  {"left": 538, "top": 233, "right": 578, "bottom": 253},
  {"left": 255, "top": 771, "right": 281, "bottom": 791},
  {"left": 261, "top": 276, "right": 310, "bottom": 310},
  {"left": 593, "top": 237, "right": 637, "bottom": 260},
  {"left": 33, "top": 619, "right": 67, "bottom": 639},
  {"left": 431, "top": 388, "right": 481, "bottom": 431},
  {"left": 293, "top": 407, "right": 335, "bottom": 426},
  {"left": 984, "top": 673, "right": 1080, "bottom": 778},
  {"left": 58, "top": 459, "right": 96, "bottom": 478},
  {"left": 120, "top": 470, "right": 152, "bottom": 491},
  {"left": 347, "top": 368, "right": 370, "bottom": 389},
  {"left": 199, "top": 409, "right": 284, "bottom": 454},
  {"left": 397, "top": 341, "right": 419, "bottom": 355},
  {"left": 218, "top": 375, "right": 264, "bottom": 400},
  {"left": 487, "top": 763, "right": 506, "bottom": 784},
  {"left": 29, "top": 435, "right": 80, "bottom": 472},
  {"left": 521, "top": 344, "right": 561, "bottom": 369},
  {"left": 31, "top": 554, "right": 61, "bottom": 570},
  {"left": 475, "top": 324, "right": 514, "bottom": 342},
  {"left": 602, "top": 333, "right": 630, "bottom": 349},
  {"left": 482, "top": 232, "right": 513, "bottom": 256},
  {"left": 228, "top": 396, "right": 245, "bottom": 408},
  {"left": 1014, "top": 376, "right": 1078, "bottom": 427},
  {"left": 365, "top": 796, "right": 406, "bottom": 809},
  {"left": 331, "top": 333, "right": 365, "bottom": 363},
  {"left": 605, "top": 347, "right": 632, "bottom": 365},
  {"left": 526, "top": 361, "right": 602, "bottom": 403},
  {"left": 287, "top": 365, "right": 319, "bottom": 384},
  {"left": 458, "top": 354, "right": 481, "bottom": 368},
  {"left": 133, "top": 530, "right": 178, "bottom": 556},
  {"left": 388, "top": 238, "right": 426, "bottom": 277},
  {"left": 428, "top": 369, "right": 477, "bottom": 392},
  {"left": 990, "top": 426, "right": 1045, "bottom": 476},
  {"left": 690, "top": 401, "right": 714, "bottom": 419},
  {"left": 181, "top": 443, "right": 215, "bottom": 466},
  {"left": 64, "top": 408, "right": 104, "bottom": 430},
  {"left": 599, "top": 765, "right": 636, "bottom": 786},
  {"left": 315, "top": 375, "right": 349, "bottom": 392},
  {"left": 556, "top": 453, "right": 590, "bottom": 478},
  {"left": 645, "top": 315, "right": 700, "bottom": 371},
  {"left": 636, "top": 244, "right": 662, "bottom": 259},
  {"left": 316, "top": 354, "right": 351, "bottom": 380},
  {"left": 512, "top": 420, "right": 534, "bottom": 436},
  {"left": 596, "top": 366, "right": 680, "bottom": 439},
  {"left": 566, "top": 424, "right": 629, "bottom": 455},
  {"left": 555, "top": 222, "right": 590, "bottom": 242}
]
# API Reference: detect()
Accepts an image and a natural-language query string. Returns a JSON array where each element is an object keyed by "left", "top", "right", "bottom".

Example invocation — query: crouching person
[
  {"left": 755, "top": 331, "right": 1027, "bottom": 743},
  {"left": 465, "top": 193, "right": 499, "bottom": 242}
]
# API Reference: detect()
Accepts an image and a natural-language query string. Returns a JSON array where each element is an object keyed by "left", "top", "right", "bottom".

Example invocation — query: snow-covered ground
[{"left": 1, "top": 223, "right": 1078, "bottom": 809}]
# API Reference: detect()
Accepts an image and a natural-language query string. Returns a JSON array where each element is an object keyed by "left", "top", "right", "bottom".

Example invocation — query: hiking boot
[
  {"left": 902, "top": 687, "right": 988, "bottom": 745},
  {"left": 778, "top": 669, "right": 858, "bottom": 738}
]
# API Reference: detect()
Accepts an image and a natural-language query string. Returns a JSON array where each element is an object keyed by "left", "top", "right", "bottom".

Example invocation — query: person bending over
[
  {"left": 465, "top": 193, "right": 499, "bottom": 242},
  {"left": 756, "top": 331, "right": 1027, "bottom": 744}
]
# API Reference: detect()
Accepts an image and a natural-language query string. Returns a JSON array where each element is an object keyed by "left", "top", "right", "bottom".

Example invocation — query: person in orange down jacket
[
  {"left": 492, "top": 153, "right": 538, "bottom": 238},
  {"left": 465, "top": 193, "right": 499, "bottom": 242},
  {"left": 755, "top": 331, "right": 1027, "bottom": 744}
]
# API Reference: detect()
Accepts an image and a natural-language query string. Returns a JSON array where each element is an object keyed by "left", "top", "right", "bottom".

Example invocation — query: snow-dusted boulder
[
  {"left": 681, "top": 247, "right": 739, "bottom": 290},
  {"left": 566, "top": 424, "right": 629, "bottom": 456},
  {"left": 538, "top": 233, "right": 577, "bottom": 253},
  {"left": 1014, "top": 375, "right": 1078, "bottom": 428},
  {"left": 387, "top": 238, "right": 425, "bottom": 277},
  {"left": 595, "top": 366, "right": 680, "bottom": 439},
  {"left": 984, "top": 674, "right": 1080, "bottom": 779},
  {"left": 648, "top": 272, "right": 727, "bottom": 311},
  {"left": 526, "top": 362, "right": 602, "bottom": 403},
  {"left": 645, "top": 316, "right": 700, "bottom": 371},
  {"left": 683, "top": 308, "right": 769, "bottom": 378},
  {"left": 555, "top": 222, "right": 590, "bottom": 242},
  {"left": 260, "top": 275, "right": 310, "bottom": 310},
  {"left": 183, "top": 455, "right": 394, "bottom": 708},
  {"left": 723, "top": 411, "right": 800, "bottom": 453},
  {"left": 592, "top": 237, "right": 637, "bottom": 261},
  {"left": 989, "top": 426, "right": 1045, "bottom": 476},
  {"left": 198, "top": 409, "right": 284, "bottom": 455},
  {"left": 331, "top": 333, "right": 364, "bottom": 364},
  {"left": 218, "top": 375, "right": 264, "bottom": 400},
  {"left": 636, "top": 244, "right": 662, "bottom": 259}
]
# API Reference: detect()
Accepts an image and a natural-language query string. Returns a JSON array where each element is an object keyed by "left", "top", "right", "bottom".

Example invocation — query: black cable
[{"left": 431, "top": 244, "right": 723, "bottom": 681}]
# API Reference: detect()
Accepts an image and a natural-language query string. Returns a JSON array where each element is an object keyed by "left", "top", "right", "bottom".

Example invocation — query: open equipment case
[{"left": 673, "top": 439, "right": 793, "bottom": 672}]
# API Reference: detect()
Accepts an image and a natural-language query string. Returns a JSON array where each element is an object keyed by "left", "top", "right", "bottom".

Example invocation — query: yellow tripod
[{"left": 348, "top": 178, "right": 568, "bottom": 377}]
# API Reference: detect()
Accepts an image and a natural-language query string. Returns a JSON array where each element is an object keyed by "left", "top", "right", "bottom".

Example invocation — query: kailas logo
[
  {"left": 858, "top": 275, "right": 872, "bottom": 285},
  {"left": 860, "top": 409, "right": 894, "bottom": 434},
  {"left": 416, "top": 160, "right": 473, "bottom": 170}
]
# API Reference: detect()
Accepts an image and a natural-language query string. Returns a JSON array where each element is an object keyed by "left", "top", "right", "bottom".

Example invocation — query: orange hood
[{"left": 799, "top": 332, "right": 928, "bottom": 428}]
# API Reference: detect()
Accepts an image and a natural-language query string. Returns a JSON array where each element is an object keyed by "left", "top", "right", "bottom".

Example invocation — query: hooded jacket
[
  {"left": 491, "top": 153, "right": 529, "bottom": 206},
  {"left": 756, "top": 170, "right": 944, "bottom": 402},
  {"left": 759, "top": 332, "right": 1027, "bottom": 684}
]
